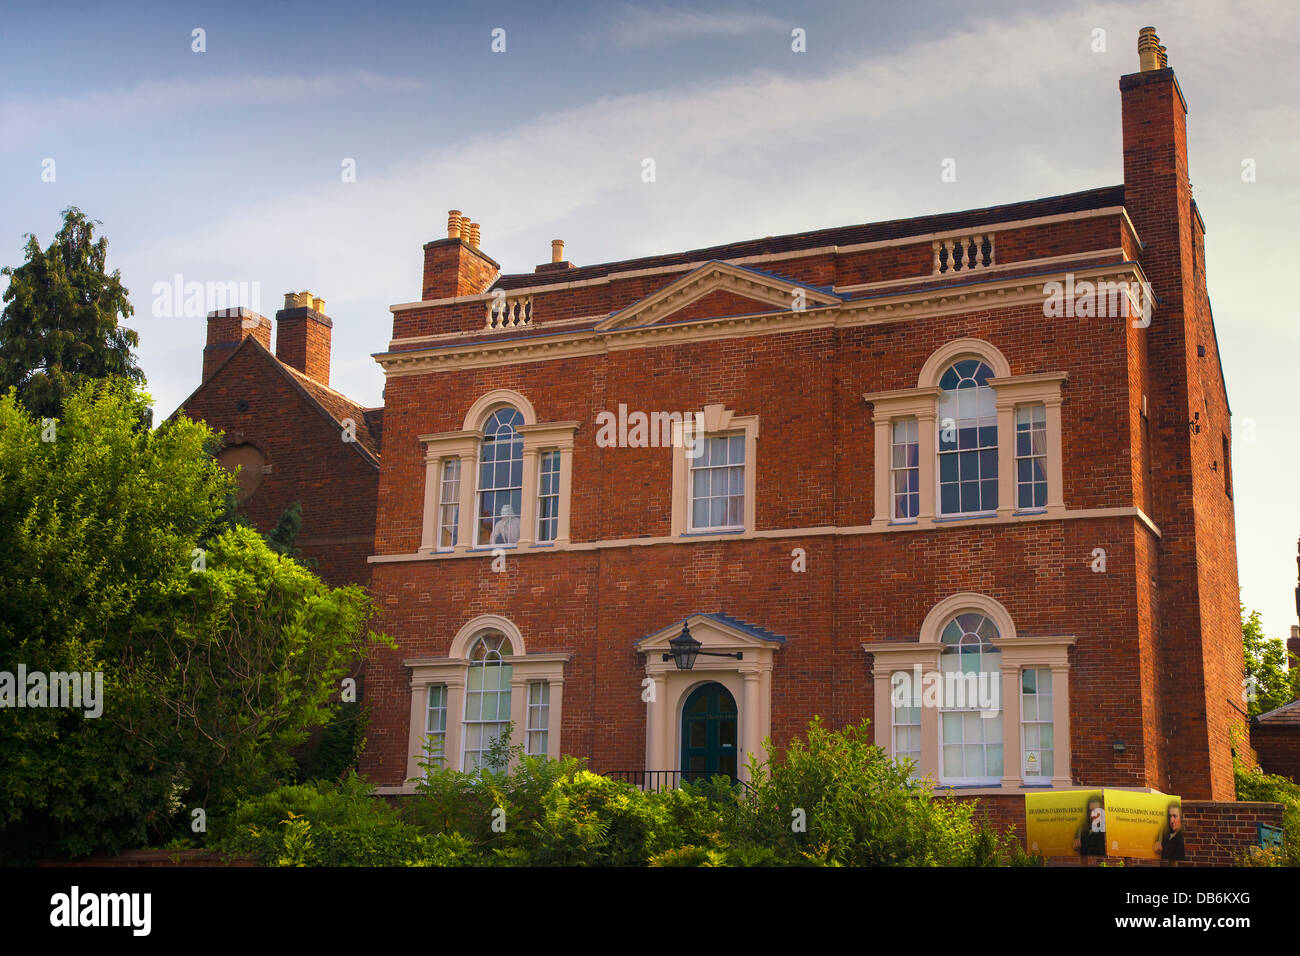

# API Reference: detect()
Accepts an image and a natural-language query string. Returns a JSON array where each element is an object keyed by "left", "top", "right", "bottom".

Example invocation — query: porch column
[{"left": 741, "top": 672, "right": 761, "bottom": 782}]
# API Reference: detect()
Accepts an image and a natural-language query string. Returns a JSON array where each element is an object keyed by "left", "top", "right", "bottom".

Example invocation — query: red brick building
[
  {"left": 360, "top": 29, "right": 1243, "bottom": 802},
  {"left": 174, "top": 293, "right": 382, "bottom": 589}
]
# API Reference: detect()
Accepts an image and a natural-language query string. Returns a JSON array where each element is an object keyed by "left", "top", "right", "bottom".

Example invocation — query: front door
[{"left": 681, "top": 682, "right": 738, "bottom": 784}]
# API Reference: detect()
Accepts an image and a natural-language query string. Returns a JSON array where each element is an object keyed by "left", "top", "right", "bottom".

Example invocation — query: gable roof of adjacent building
[
  {"left": 172, "top": 335, "right": 383, "bottom": 466},
  {"left": 1255, "top": 698, "right": 1300, "bottom": 725}
]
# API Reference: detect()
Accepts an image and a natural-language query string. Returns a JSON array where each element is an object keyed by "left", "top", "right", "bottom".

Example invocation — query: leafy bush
[
  {"left": 1234, "top": 762, "right": 1299, "bottom": 867},
  {"left": 212, "top": 772, "right": 464, "bottom": 866},
  {"left": 215, "top": 717, "right": 1024, "bottom": 867},
  {"left": 727, "top": 717, "right": 1020, "bottom": 866}
]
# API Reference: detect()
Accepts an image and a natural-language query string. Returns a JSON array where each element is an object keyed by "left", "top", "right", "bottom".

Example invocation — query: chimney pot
[
  {"left": 275, "top": 292, "right": 332, "bottom": 385},
  {"left": 447, "top": 210, "right": 462, "bottom": 239},
  {"left": 459, "top": 215, "right": 472, "bottom": 242},
  {"left": 551, "top": 239, "right": 565, "bottom": 263},
  {"left": 1138, "top": 27, "right": 1168, "bottom": 71},
  {"left": 469, "top": 222, "right": 481, "bottom": 248}
]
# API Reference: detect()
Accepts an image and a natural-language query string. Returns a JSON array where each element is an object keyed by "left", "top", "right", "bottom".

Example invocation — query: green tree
[
  {"left": 265, "top": 499, "right": 304, "bottom": 559},
  {"left": 1242, "top": 605, "right": 1298, "bottom": 717},
  {"left": 0, "top": 207, "right": 142, "bottom": 418},
  {"left": 0, "top": 379, "right": 387, "bottom": 861}
]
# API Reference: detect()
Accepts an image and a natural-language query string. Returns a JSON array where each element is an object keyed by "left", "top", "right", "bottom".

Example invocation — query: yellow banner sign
[
  {"left": 1025, "top": 789, "right": 1105, "bottom": 857},
  {"left": 1103, "top": 790, "right": 1184, "bottom": 860}
]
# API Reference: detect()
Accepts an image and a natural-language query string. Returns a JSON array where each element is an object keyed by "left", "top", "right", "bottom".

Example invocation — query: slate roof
[
  {"left": 493, "top": 185, "right": 1125, "bottom": 291},
  {"left": 1255, "top": 698, "right": 1300, "bottom": 725},
  {"left": 639, "top": 612, "right": 788, "bottom": 645},
  {"left": 171, "top": 336, "right": 383, "bottom": 467}
]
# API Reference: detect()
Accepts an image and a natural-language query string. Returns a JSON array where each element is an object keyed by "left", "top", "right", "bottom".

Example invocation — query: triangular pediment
[
  {"left": 596, "top": 261, "right": 840, "bottom": 331},
  {"left": 636, "top": 612, "right": 787, "bottom": 653}
]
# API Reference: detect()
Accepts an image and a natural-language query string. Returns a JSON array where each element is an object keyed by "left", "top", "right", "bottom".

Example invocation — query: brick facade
[{"left": 355, "top": 38, "right": 1245, "bottom": 808}]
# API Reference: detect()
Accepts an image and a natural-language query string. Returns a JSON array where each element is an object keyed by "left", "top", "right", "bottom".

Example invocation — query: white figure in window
[{"left": 490, "top": 503, "right": 520, "bottom": 545}]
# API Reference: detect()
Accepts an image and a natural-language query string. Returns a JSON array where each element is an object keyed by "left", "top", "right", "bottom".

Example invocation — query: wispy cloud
[
  {"left": 0, "top": 71, "right": 424, "bottom": 142},
  {"left": 601, "top": 5, "right": 788, "bottom": 48}
]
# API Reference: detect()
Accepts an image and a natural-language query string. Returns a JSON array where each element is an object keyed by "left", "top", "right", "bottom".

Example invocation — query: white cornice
[
  {"left": 374, "top": 262, "right": 1147, "bottom": 378},
  {"left": 369, "top": 505, "right": 1162, "bottom": 564}
]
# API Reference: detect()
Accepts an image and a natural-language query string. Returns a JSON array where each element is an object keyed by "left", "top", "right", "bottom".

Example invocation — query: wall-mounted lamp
[
  {"left": 1189, "top": 412, "right": 1201, "bottom": 435},
  {"left": 1112, "top": 740, "right": 1127, "bottom": 754}
]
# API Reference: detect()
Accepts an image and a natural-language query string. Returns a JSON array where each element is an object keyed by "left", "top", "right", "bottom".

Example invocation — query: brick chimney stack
[
  {"left": 275, "top": 291, "right": 332, "bottom": 385},
  {"left": 203, "top": 307, "right": 271, "bottom": 381},
  {"left": 422, "top": 208, "right": 500, "bottom": 299},
  {"left": 1122, "top": 27, "right": 1244, "bottom": 798}
]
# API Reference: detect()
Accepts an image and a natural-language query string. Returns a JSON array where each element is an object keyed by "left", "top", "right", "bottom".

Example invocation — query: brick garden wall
[{"left": 965, "top": 794, "right": 1283, "bottom": 866}]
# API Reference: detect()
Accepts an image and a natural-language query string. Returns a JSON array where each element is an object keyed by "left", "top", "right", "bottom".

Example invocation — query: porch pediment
[
  {"left": 596, "top": 261, "right": 840, "bottom": 331},
  {"left": 637, "top": 612, "right": 786, "bottom": 669}
]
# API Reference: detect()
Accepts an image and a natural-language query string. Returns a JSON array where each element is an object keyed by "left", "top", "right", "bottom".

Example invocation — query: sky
[{"left": 2, "top": 0, "right": 1298, "bottom": 643}]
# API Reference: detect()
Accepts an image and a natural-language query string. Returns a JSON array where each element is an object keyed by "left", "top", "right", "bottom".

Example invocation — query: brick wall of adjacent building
[
  {"left": 1253, "top": 726, "right": 1300, "bottom": 783},
  {"left": 178, "top": 339, "right": 378, "bottom": 590}
]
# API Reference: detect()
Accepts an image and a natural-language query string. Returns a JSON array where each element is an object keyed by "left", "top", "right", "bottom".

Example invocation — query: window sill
[
  {"left": 933, "top": 512, "right": 998, "bottom": 523},
  {"left": 682, "top": 527, "right": 746, "bottom": 537}
]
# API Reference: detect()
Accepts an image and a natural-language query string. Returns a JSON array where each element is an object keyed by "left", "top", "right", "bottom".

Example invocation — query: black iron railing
[{"left": 604, "top": 770, "right": 753, "bottom": 795}]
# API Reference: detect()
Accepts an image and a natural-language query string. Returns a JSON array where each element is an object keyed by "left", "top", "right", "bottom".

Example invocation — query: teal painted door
[{"left": 681, "top": 682, "right": 738, "bottom": 783}]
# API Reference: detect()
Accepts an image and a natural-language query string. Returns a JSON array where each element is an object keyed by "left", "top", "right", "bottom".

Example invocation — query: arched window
[
  {"left": 477, "top": 407, "right": 524, "bottom": 545},
  {"left": 463, "top": 633, "right": 513, "bottom": 771},
  {"left": 864, "top": 592, "right": 1075, "bottom": 791},
  {"left": 938, "top": 612, "right": 1002, "bottom": 784},
  {"left": 937, "top": 359, "right": 998, "bottom": 516}
]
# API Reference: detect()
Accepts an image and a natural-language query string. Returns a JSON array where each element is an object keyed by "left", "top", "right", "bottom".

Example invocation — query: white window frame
[
  {"left": 1014, "top": 404, "right": 1048, "bottom": 512},
  {"left": 403, "top": 615, "right": 569, "bottom": 786},
  {"left": 425, "top": 683, "right": 449, "bottom": 767},
  {"left": 536, "top": 449, "right": 561, "bottom": 544},
  {"left": 462, "top": 634, "right": 514, "bottom": 772},
  {"left": 936, "top": 360, "right": 999, "bottom": 519},
  {"left": 670, "top": 403, "right": 759, "bottom": 537},
  {"left": 890, "top": 417, "right": 920, "bottom": 522},
  {"left": 525, "top": 680, "right": 550, "bottom": 757},
  {"left": 435, "top": 458, "right": 461, "bottom": 552},
  {"left": 937, "top": 613, "right": 1003, "bottom": 787},
  {"left": 1020, "top": 666, "right": 1054, "bottom": 785},
  {"left": 418, "top": 390, "right": 578, "bottom": 554},
  {"left": 865, "top": 339, "right": 1066, "bottom": 530},
  {"left": 862, "top": 592, "right": 1075, "bottom": 791},
  {"left": 891, "top": 674, "right": 922, "bottom": 777},
  {"left": 688, "top": 432, "right": 747, "bottom": 533},
  {"left": 474, "top": 408, "right": 525, "bottom": 548}
]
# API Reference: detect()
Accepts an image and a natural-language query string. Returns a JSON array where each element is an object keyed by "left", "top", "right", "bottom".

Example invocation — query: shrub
[
  {"left": 1234, "top": 762, "right": 1299, "bottom": 867},
  {"left": 730, "top": 717, "right": 1019, "bottom": 866},
  {"left": 216, "top": 717, "right": 1026, "bottom": 867},
  {"left": 213, "top": 772, "right": 448, "bottom": 866}
]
